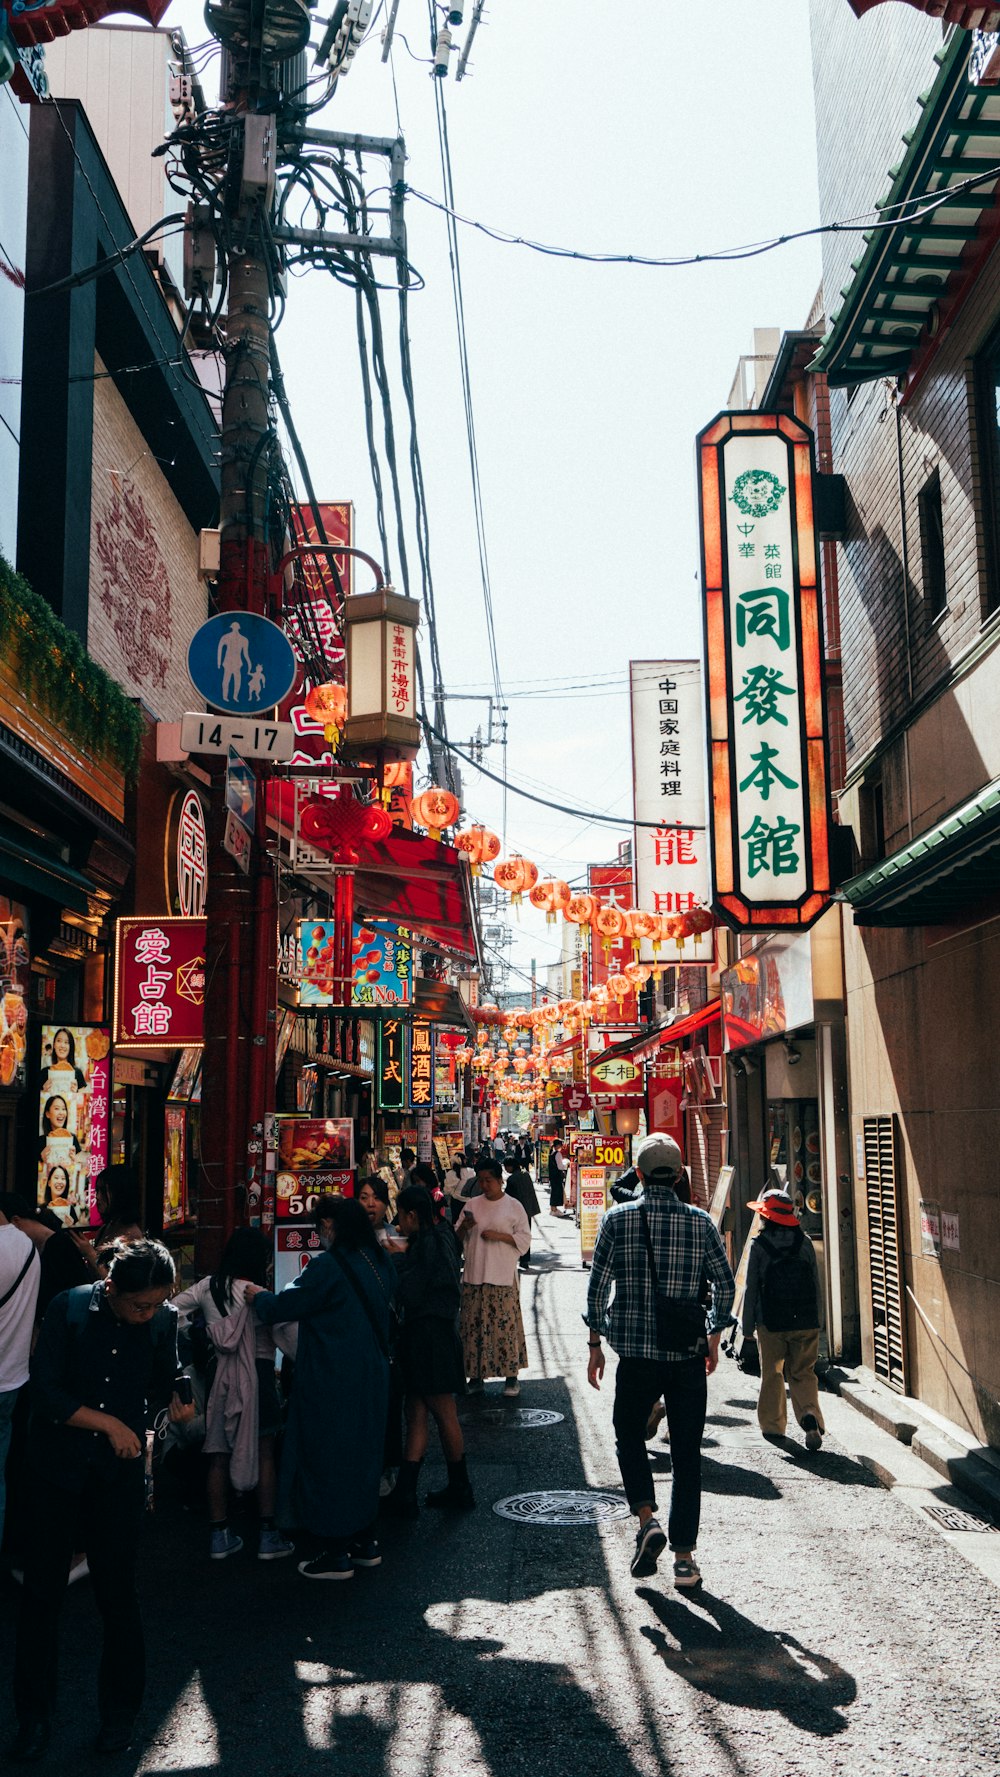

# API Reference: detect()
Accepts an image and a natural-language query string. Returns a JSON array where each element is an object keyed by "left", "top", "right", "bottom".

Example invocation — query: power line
[{"left": 404, "top": 160, "right": 1000, "bottom": 270}]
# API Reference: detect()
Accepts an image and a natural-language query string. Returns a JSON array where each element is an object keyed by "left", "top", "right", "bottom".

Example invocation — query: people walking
[
  {"left": 547, "top": 1140, "right": 569, "bottom": 1216},
  {"left": 12, "top": 1240, "right": 193, "bottom": 1760},
  {"left": 585, "top": 1134, "right": 735, "bottom": 1591},
  {"left": 172, "top": 1229, "right": 294, "bottom": 1562},
  {"left": 742, "top": 1185, "right": 825, "bottom": 1451},
  {"left": 503, "top": 1157, "right": 540, "bottom": 1270},
  {"left": 246, "top": 1197, "right": 394, "bottom": 1581},
  {"left": 0, "top": 1198, "right": 39, "bottom": 1553},
  {"left": 457, "top": 1160, "right": 531, "bottom": 1397},
  {"left": 387, "top": 1184, "right": 473, "bottom": 1515}
]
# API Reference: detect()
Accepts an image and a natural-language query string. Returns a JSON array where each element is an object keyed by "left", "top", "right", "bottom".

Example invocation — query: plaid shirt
[{"left": 585, "top": 1192, "right": 736, "bottom": 1362}]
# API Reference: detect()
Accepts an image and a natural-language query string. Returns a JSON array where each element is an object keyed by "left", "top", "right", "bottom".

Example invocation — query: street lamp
[{"left": 342, "top": 582, "right": 421, "bottom": 760}]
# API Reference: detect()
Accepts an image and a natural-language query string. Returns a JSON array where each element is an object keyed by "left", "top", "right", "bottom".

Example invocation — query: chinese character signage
[
  {"left": 629, "top": 662, "right": 712, "bottom": 964},
  {"left": 588, "top": 864, "right": 639, "bottom": 1025},
  {"left": 37, "top": 1025, "right": 110, "bottom": 1225},
  {"left": 0, "top": 897, "right": 30, "bottom": 1091},
  {"left": 388, "top": 620, "right": 416, "bottom": 721},
  {"left": 409, "top": 1022, "right": 434, "bottom": 1110},
  {"left": 589, "top": 1053, "right": 644, "bottom": 1099},
  {"left": 697, "top": 411, "right": 832, "bottom": 929},
  {"left": 114, "top": 918, "right": 206, "bottom": 1046},
  {"left": 166, "top": 790, "right": 208, "bottom": 917},
  {"left": 279, "top": 501, "right": 352, "bottom": 767},
  {"left": 351, "top": 921, "right": 412, "bottom": 1007},
  {"left": 378, "top": 1017, "right": 409, "bottom": 1111}
]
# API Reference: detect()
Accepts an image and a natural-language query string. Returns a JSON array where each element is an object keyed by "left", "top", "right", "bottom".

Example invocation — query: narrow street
[{"left": 4, "top": 1214, "right": 999, "bottom": 1777}]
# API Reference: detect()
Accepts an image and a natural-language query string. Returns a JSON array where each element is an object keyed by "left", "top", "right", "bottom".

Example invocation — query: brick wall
[{"left": 89, "top": 354, "right": 207, "bottom": 721}]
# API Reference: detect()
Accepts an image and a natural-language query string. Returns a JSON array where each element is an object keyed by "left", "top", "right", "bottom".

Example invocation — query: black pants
[
  {"left": 612, "top": 1355, "right": 707, "bottom": 1551},
  {"left": 14, "top": 1459, "right": 146, "bottom": 1729}
]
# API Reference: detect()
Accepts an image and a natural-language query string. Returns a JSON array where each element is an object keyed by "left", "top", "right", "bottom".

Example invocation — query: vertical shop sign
[
  {"left": 280, "top": 502, "right": 353, "bottom": 766},
  {"left": 38, "top": 1025, "right": 111, "bottom": 1225},
  {"left": 114, "top": 918, "right": 206, "bottom": 1045},
  {"left": 163, "top": 1105, "right": 187, "bottom": 1227},
  {"left": 588, "top": 863, "right": 638, "bottom": 1026},
  {"left": 698, "top": 411, "right": 832, "bottom": 929},
  {"left": 629, "top": 661, "right": 712, "bottom": 964},
  {"left": 0, "top": 897, "right": 30, "bottom": 1090},
  {"left": 165, "top": 790, "right": 208, "bottom": 917},
  {"left": 579, "top": 1168, "right": 608, "bottom": 1265},
  {"left": 409, "top": 1022, "right": 434, "bottom": 1110},
  {"left": 377, "top": 1017, "right": 409, "bottom": 1112}
]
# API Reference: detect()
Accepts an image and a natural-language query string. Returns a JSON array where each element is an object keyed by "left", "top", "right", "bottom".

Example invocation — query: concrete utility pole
[{"left": 196, "top": 5, "right": 301, "bottom": 1270}]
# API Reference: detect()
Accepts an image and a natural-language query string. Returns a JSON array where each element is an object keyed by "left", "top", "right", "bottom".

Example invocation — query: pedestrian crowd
[{"left": 0, "top": 1127, "right": 829, "bottom": 1763}]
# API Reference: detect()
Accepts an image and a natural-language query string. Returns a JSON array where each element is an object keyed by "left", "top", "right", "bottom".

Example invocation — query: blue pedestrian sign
[
  {"left": 225, "top": 748, "right": 256, "bottom": 837},
  {"left": 187, "top": 612, "right": 297, "bottom": 715}
]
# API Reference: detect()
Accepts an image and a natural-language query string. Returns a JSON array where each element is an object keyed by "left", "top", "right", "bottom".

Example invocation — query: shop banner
[
  {"left": 274, "top": 1222, "right": 324, "bottom": 1293},
  {"left": 167, "top": 1047, "right": 202, "bottom": 1103},
  {"left": 720, "top": 931, "right": 813, "bottom": 1050},
  {"left": 279, "top": 501, "right": 352, "bottom": 768},
  {"left": 377, "top": 1017, "right": 409, "bottom": 1111},
  {"left": 277, "top": 1116, "right": 354, "bottom": 1174},
  {"left": 587, "top": 863, "right": 638, "bottom": 1025},
  {"left": 0, "top": 896, "right": 29, "bottom": 1091},
  {"left": 646, "top": 1068, "right": 684, "bottom": 1154},
  {"left": 163, "top": 1105, "right": 187, "bottom": 1227},
  {"left": 276, "top": 1167, "right": 354, "bottom": 1220},
  {"left": 589, "top": 1053, "right": 644, "bottom": 1099},
  {"left": 697, "top": 411, "right": 832, "bottom": 930},
  {"left": 38, "top": 1025, "right": 111, "bottom": 1226},
  {"left": 579, "top": 1168, "right": 608, "bottom": 1265},
  {"left": 630, "top": 659, "right": 712, "bottom": 963},
  {"left": 409, "top": 1022, "right": 434, "bottom": 1110},
  {"left": 114, "top": 918, "right": 206, "bottom": 1047},
  {"left": 296, "top": 917, "right": 413, "bottom": 1008}
]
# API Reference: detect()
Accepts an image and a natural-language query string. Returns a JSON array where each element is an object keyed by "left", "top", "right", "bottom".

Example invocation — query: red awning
[
  {"left": 846, "top": 1, "right": 1000, "bottom": 26},
  {"left": 597, "top": 1002, "right": 721, "bottom": 1066},
  {"left": 8, "top": 0, "right": 171, "bottom": 47}
]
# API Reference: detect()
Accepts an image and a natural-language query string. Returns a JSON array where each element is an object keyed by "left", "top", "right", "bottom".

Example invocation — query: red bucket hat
[{"left": 746, "top": 1187, "right": 799, "bottom": 1228}]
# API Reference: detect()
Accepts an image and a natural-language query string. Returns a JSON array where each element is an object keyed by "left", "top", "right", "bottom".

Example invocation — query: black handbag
[{"left": 639, "top": 1207, "right": 709, "bottom": 1359}]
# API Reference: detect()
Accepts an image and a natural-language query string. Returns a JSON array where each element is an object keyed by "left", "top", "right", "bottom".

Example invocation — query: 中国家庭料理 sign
[{"left": 697, "top": 411, "right": 832, "bottom": 930}]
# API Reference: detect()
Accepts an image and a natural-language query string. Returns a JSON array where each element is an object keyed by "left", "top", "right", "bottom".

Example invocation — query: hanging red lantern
[
  {"left": 529, "top": 879, "right": 572, "bottom": 924},
  {"left": 493, "top": 854, "right": 539, "bottom": 905},
  {"left": 454, "top": 824, "right": 501, "bottom": 874},
  {"left": 594, "top": 904, "right": 627, "bottom": 958},
  {"left": 686, "top": 906, "right": 715, "bottom": 937},
  {"left": 625, "top": 960, "right": 652, "bottom": 990},
  {"left": 624, "top": 908, "right": 658, "bottom": 957},
  {"left": 564, "top": 893, "right": 597, "bottom": 930},
  {"left": 303, "top": 680, "right": 348, "bottom": 744},
  {"left": 410, "top": 786, "right": 461, "bottom": 840},
  {"left": 607, "top": 971, "right": 632, "bottom": 1010}
]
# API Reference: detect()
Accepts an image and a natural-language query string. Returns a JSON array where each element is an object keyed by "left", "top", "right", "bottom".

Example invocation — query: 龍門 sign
[
  {"left": 629, "top": 661, "right": 711, "bottom": 963},
  {"left": 697, "top": 411, "right": 832, "bottom": 930},
  {"left": 114, "top": 918, "right": 207, "bottom": 1047}
]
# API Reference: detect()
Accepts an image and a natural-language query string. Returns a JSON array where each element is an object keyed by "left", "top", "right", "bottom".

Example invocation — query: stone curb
[{"left": 824, "top": 1365, "right": 1000, "bottom": 1523}]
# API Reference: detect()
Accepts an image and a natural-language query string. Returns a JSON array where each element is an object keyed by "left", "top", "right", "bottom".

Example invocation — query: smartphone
[{"left": 174, "top": 1375, "right": 194, "bottom": 1406}]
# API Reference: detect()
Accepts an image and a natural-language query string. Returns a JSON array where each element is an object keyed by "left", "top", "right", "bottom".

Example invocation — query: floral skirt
[{"left": 460, "top": 1282, "right": 528, "bottom": 1381}]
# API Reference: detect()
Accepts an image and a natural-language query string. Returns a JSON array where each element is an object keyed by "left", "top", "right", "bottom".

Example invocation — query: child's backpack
[{"left": 758, "top": 1230, "right": 819, "bottom": 1332}]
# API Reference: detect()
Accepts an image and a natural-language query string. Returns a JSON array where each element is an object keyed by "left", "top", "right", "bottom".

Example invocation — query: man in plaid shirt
[{"left": 586, "top": 1133, "right": 735, "bottom": 1589}]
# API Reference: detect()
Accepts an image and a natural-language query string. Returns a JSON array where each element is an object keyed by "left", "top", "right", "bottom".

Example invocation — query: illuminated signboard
[
  {"left": 629, "top": 660, "right": 712, "bottom": 963},
  {"left": 697, "top": 410, "right": 832, "bottom": 930},
  {"left": 114, "top": 918, "right": 206, "bottom": 1046},
  {"left": 378, "top": 1017, "right": 409, "bottom": 1112},
  {"left": 409, "top": 1022, "right": 434, "bottom": 1110}
]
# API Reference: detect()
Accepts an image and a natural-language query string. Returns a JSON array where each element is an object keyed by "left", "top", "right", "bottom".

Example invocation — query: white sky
[{"left": 163, "top": 0, "right": 823, "bottom": 989}]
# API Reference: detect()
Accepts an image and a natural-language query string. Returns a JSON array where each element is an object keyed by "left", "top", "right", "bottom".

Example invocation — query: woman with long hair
[
  {"left": 386, "top": 1185, "right": 472, "bottom": 1516},
  {"left": 246, "top": 1197, "right": 395, "bottom": 1581},
  {"left": 172, "top": 1228, "right": 293, "bottom": 1562}
]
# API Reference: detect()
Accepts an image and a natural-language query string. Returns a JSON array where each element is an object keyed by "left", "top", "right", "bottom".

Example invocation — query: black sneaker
[
  {"left": 349, "top": 1537, "right": 382, "bottom": 1568},
  {"left": 630, "top": 1517, "right": 667, "bottom": 1579},
  {"left": 297, "top": 1549, "right": 354, "bottom": 1581}
]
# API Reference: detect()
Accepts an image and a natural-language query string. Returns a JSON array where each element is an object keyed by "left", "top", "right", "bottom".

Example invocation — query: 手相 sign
[{"left": 697, "top": 411, "right": 832, "bottom": 929}]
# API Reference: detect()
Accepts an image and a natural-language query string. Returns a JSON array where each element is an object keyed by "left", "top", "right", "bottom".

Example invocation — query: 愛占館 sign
[
  {"left": 697, "top": 411, "right": 832, "bottom": 930},
  {"left": 114, "top": 918, "right": 206, "bottom": 1047}
]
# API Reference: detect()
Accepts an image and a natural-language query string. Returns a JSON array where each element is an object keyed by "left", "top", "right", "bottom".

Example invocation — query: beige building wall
[{"left": 89, "top": 354, "right": 207, "bottom": 722}]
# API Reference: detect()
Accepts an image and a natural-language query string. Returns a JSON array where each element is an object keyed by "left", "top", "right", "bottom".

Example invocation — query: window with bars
[{"left": 863, "top": 1115, "right": 908, "bottom": 1394}]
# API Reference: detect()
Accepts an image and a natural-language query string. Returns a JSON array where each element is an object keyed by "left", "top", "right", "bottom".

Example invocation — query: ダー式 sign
[{"left": 697, "top": 411, "right": 832, "bottom": 930}]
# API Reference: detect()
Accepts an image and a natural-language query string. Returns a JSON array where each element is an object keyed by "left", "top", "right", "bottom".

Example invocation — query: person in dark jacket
[
  {"left": 386, "top": 1185, "right": 473, "bottom": 1515},
  {"left": 547, "top": 1141, "right": 568, "bottom": 1215},
  {"left": 742, "top": 1186, "right": 825, "bottom": 1450},
  {"left": 11, "top": 1240, "right": 193, "bottom": 1762},
  {"left": 503, "top": 1158, "right": 540, "bottom": 1270}
]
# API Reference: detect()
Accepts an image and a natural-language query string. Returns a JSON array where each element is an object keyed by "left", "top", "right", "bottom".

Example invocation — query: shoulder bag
[
  {"left": 332, "top": 1246, "right": 393, "bottom": 1360},
  {"left": 638, "top": 1206, "right": 709, "bottom": 1359},
  {"left": 0, "top": 1242, "right": 36, "bottom": 1310}
]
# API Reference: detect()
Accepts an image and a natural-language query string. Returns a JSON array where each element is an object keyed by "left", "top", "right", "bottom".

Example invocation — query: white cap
[{"left": 634, "top": 1133, "right": 683, "bottom": 1180}]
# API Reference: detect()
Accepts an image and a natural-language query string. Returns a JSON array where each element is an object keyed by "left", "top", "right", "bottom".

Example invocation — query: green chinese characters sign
[{"left": 698, "top": 413, "right": 832, "bottom": 930}]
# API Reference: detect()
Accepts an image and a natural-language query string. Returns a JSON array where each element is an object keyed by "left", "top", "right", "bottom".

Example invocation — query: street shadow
[
  {"left": 705, "top": 1414, "right": 746, "bottom": 1429},
  {"left": 636, "top": 1587, "right": 857, "bottom": 1737},
  {"left": 700, "top": 1457, "right": 782, "bottom": 1500},
  {"left": 765, "top": 1440, "right": 884, "bottom": 1489}
]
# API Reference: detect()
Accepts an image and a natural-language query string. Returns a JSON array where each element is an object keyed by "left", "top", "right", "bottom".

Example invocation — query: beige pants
[{"left": 756, "top": 1327, "right": 825, "bottom": 1435}]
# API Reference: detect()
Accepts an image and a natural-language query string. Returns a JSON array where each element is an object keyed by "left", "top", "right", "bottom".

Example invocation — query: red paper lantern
[
  {"left": 687, "top": 907, "right": 715, "bottom": 936},
  {"left": 493, "top": 855, "right": 539, "bottom": 905},
  {"left": 607, "top": 971, "right": 632, "bottom": 1007},
  {"left": 454, "top": 824, "right": 501, "bottom": 873},
  {"left": 529, "top": 879, "right": 572, "bottom": 923},
  {"left": 410, "top": 786, "right": 461, "bottom": 839},
  {"left": 564, "top": 893, "right": 597, "bottom": 928},
  {"left": 303, "top": 681, "right": 348, "bottom": 739}
]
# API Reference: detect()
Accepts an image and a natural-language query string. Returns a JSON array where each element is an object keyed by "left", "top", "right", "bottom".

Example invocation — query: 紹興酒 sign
[
  {"left": 629, "top": 661, "right": 712, "bottom": 963},
  {"left": 697, "top": 411, "right": 832, "bottom": 929},
  {"left": 114, "top": 918, "right": 206, "bottom": 1047}
]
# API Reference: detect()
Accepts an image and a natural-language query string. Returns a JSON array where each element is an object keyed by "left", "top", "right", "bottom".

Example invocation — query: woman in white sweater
[{"left": 456, "top": 1159, "right": 531, "bottom": 1397}]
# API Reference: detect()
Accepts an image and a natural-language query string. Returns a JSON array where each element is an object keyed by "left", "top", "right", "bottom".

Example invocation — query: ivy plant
[{"left": 0, "top": 555, "right": 144, "bottom": 779}]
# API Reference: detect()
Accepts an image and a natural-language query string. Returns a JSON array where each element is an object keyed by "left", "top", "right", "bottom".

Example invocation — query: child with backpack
[{"left": 741, "top": 1186, "right": 825, "bottom": 1451}]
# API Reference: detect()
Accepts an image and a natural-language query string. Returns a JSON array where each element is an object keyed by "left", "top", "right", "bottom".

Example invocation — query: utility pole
[{"left": 196, "top": 1, "right": 309, "bottom": 1270}]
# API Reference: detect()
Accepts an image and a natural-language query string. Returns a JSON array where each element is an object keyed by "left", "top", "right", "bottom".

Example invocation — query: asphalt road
[{"left": 3, "top": 1211, "right": 1000, "bottom": 1777}]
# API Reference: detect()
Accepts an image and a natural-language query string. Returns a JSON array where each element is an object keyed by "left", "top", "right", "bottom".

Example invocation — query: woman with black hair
[
  {"left": 93, "top": 1168, "right": 144, "bottom": 1252},
  {"left": 172, "top": 1228, "right": 292, "bottom": 1563},
  {"left": 387, "top": 1185, "right": 472, "bottom": 1515},
  {"left": 11, "top": 1240, "right": 194, "bottom": 1760},
  {"left": 40, "top": 1028, "right": 86, "bottom": 1098},
  {"left": 410, "top": 1161, "right": 448, "bottom": 1223},
  {"left": 246, "top": 1197, "right": 395, "bottom": 1581}
]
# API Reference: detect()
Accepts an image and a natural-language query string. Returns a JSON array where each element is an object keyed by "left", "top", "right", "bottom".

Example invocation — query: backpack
[
  {"left": 757, "top": 1230, "right": 818, "bottom": 1332},
  {"left": 65, "top": 1282, "right": 174, "bottom": 1348}
]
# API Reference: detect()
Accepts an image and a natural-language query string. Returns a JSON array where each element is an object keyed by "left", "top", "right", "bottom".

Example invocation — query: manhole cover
[
  {"left": 493, "top": 1490, "right": 630, "bottom": 1525},
  {"left": 922, "top": 1503, "right": 997, "bottom": 1533},
  {"left": 467, "top": 1408, "right": 565, "bottom": 1428}
]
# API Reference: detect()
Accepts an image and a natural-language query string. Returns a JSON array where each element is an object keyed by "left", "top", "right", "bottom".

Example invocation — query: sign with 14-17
[{"left": 180, "top": 712, "right": 294, "bottom": 761}]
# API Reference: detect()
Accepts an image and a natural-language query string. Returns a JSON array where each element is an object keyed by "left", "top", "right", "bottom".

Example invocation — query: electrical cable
[
  {"left": 405, "top": 159, "right": 1000, "bottom": 269},
  {"left": 27, "top": 213, "right": 188, "bottom": 300},
  {"left": 425, "top": 720, "right": 703, "bottom": 830}
]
